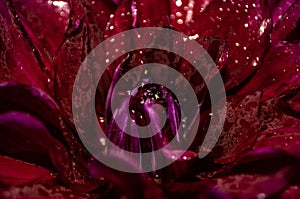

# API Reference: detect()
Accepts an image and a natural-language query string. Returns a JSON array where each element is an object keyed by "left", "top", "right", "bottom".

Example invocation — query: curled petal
[
  {"left": 268, "top": 0, "right": 295, "bottom": 27},
  {"left": 170, "top": 0, "right": 272, "bottom": 89},
  {"left": 237, "top": 42, "right": 300, "bottom": 101},
  {"left": 271, "top": 1, "right": 300, "bottom": 42},
  {"left": 0, "top": 111, "right": 99, "bottom": 191},
  {"left": 253, "top": 127, "right": 300, "bottom": 159}
]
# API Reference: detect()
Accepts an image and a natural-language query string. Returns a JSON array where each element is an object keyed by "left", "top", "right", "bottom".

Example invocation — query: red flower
[{"left": 0, "top": 0, "right": 300, "bottom": 198}]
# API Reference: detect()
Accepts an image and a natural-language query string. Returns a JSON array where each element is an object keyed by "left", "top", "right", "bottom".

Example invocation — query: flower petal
[
  {"left": 0, "top": 0, "right": 52, "bottom": 93},
  {"left": 237, "top": 42, "right": 300, "bottom": 101},
  {"left": 201, "top": 167, "right": 292, "bottom": 199},
  {"left": 211, "top": 92, "right": 261, "bottom": 164},
  {"left": 54, "top": 0, "right": 114, "bottom": 124},
  {"left": 0, "top": 184, "right": 100, "bottom": 199},
  {"left": 170, "top": 0, "right": 272, "bottom": 89},
  {"left": 13, "top": 0, "right": 70, "bottom": 55},
  {"left": 0, "top": 111, "right": 99, "bottom": 191},
  {"left": 253, "top": 127, "right": 300, "bottom": 159},
  {"left": 0, "top": 155, "right": 55, "bottom": 186},
  {"left": 271, "top": 1, "right": 300, "bottom": 42}
]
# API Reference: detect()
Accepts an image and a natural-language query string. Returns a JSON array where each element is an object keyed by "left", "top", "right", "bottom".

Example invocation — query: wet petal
[
  {"left": 268, "top": 0, "right": 295, "bottom": 27},
  {"left": 237, "top": 42, "right": 300, "bottom": 101},
  {"left": 13, "top": 0, "right": 70, "bottom": 55},
  {"left": 54, "top": 0, "right": 114, "bottom": 124},
  {"left": 271, "top": 1, "right": 300, "bottom": 42},
  {"left": 0, "top": 0, "right": 52, "bottom": 93},
  {"left": 135, "top": 0, "right": 170, "bottom": 27},
  {"left": 170, "top": 0, "right": 272, "bottom": 89}
]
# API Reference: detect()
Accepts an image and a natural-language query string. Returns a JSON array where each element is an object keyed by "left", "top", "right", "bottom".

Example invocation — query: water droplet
[
  {"left": 99, "top": 137, "right": 106, "bottom": 145},
  {"left": 175, "top": 0, "right": 182, "bottom": 7},
  {"left": 177, "top": 19, "right": 183, "bottom": 24},
  {"left": 252, "top": 60, "right": 258, "bottom": 67}
]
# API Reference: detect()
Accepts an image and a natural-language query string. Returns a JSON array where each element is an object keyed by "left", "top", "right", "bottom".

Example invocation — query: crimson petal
[
  {"left": 54, "top": 0, "right": 115, "bottom": 124},
  {"left": 0, "top": 184, "right": 100, "bottom": 199},
  {"left": 271, "top": 1, "right": 300, "bottom": 42},
  {"left": 0, "top": 0, "right": 52, "bottom": 93},
  {"left": 211, "top": 92, "right": 261, "bottom": 164},
  {"left": 170, "top": 0, "right": 272, "bottom": 89},
  {"left": 0, "top": 111, "right": 99, "bottom": 192},
  {"left": 200, "top": 167, "right": 292, "bottom": 199},
  {"left": 253, "top": 127, "right": 300, "bottom": 159},
  {"left": 0, "top": 155, "right": 55, "bottom": 186},
  {"left": 13, "top": 0, "right": 70, "bottom": 56},
  {"left": 237, "top": 42, "right": 300, "bottom": 101}
]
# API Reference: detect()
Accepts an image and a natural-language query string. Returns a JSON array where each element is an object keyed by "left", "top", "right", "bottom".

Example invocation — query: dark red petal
[
  {"left": 54, "top": 17, "right": 89, "bottom": 124},
  {"left": 163, "top": 182, "right": 232, "bottom": 199},
  {"left": 85, "top": 0, "right": 117, "bottom": 48},
  {"left": 135, "top": 0, "right": 170, "bottom": 27},
  {"left": 0, "top": 0, "right": 51, "bottom": 93},
  {"left": 0, "top": 184, "right": 100, "bottom": 199},
  {"left": 0, "top": 83, "right": 68, "bottom": 144},
  {"left": 259, "top": 98, "right": 300, "bottom": 132},
  {"left": 237, "top": 42, "right": 300, "bottom": 101},
  {"left": 54, "top": 0, "right": 114, "bottom": 124},
  {"left": 13, "top": 0, "right": 70, "bottom": 56},
  {"left": 89, "top": 158, "right": 167, "bottom": 199},
  {"left": 0, "top": 155, "right": 55, "bottom": 186},
  {"left": 288, "top": 91, "right": 300, "bottom": 113},
  {"left": 170, "top": 0, "right": 272, "bottom": 89},
  {"left": 201, "top": 167, "right": 292, "bottom": 199},
  {"left": 0, "top": 83, "right": 94, "bottom": 175},
  {"left": 279, "top": 185, "right": 300, "bottom": 199},
  {"left": 272, "top": 1, "right": 300, "bottom": 42},
  {"left": 253, "top": 127, "right": 300, "bottom": 159},
  {"left": 104, "top": 0, "right": 133, "bottom": 38},
  {"left": 0, "top": 111, "right": 99, "bottom": 192},
  {"left": 268, "top": 0, "right": 295, "bottom": 27},
  {"left": 233, "top": 147, "right": 298, "bottom": 175},
  {"left": 211, "top": 92, "right": 261, "bottom": 164}
]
